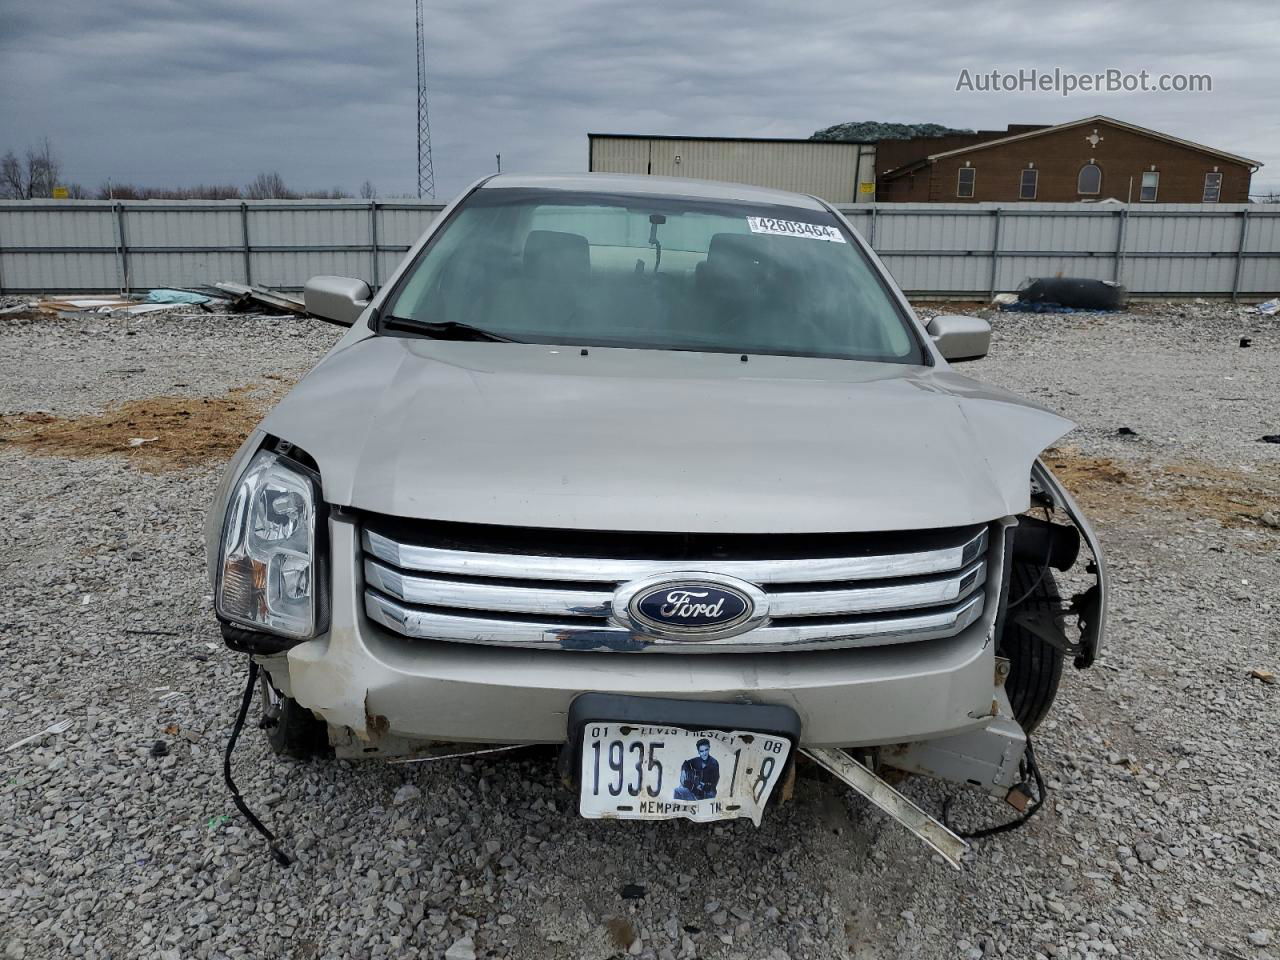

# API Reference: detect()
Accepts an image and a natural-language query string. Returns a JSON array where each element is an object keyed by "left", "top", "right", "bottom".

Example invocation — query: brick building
[{"left": 876, "top": 116, "right": 1259, "bottom": 203}]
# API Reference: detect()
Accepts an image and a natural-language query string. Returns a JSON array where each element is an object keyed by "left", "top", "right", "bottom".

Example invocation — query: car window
[{"left": 386, "top": 187, "right": 922, "bottom": 364}]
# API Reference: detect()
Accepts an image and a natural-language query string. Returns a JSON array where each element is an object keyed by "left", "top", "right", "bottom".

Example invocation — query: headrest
[
  {"left": 706, "top": 232, "right": 771, "bottom": 265},
  {"left": 524, "top": 230, "right": 590, "bottom": 278}
]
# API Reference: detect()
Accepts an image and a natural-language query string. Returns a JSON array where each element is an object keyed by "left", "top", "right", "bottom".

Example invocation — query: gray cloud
[{"left": 1, "top": 0, "right": 1277, "bottom": 198}]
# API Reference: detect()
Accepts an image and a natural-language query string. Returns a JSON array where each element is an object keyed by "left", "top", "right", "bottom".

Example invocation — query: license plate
[{"left": 578, "top": 723, "right": 791, "bottom": 826}]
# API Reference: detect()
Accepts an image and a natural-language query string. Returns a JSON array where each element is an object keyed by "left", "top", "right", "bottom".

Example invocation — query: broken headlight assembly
[{"left": 216, "top": 449, "right": 324, "bottom": 639}]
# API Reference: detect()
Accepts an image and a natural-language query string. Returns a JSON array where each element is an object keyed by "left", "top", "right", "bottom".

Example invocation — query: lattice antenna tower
[{"left": 415, "top": 0, "right": 436, "bottom": 199}]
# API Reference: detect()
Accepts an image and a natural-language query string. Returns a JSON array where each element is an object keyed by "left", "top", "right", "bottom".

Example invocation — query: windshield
[{"left": 385, "top": 187, "right": 923, "bottom": 364}]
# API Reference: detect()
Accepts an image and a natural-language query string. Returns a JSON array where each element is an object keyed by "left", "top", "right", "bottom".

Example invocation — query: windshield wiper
[{"left": 384, "top": 315, "right": 520, "bottom": 343}]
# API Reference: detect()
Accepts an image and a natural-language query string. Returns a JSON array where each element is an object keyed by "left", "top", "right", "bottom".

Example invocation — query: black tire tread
[{"left": 1000, "top": 562, "right": 1065, "bottom": 733}]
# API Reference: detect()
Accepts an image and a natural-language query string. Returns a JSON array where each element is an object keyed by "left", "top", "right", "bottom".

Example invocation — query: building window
[
  {"left": 1203, "top": 172, "right": 1222, "bottom": 202},
  {"left": 1019, "top": 168, "right": 1038, "bottom": 200},
  {"left": 1140, "top": 171, "right": 1159, "bottom": 202},
  {"left": 956, "top": 166, "right": 976, "bottom": 198},
  {"left": 1077, "top": 163, "right": 1101, "bottom": 195}
]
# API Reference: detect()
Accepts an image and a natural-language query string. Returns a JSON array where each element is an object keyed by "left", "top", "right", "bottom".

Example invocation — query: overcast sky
[{"left": 2, "top": 0, "right": 1278, "bottom": 199}]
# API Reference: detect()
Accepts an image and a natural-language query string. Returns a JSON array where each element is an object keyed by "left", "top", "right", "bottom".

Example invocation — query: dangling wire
[
  {"left": 941, "top": 739, "right": 1048, "bottom": 839},
  {"left": 223, "top": 659, "right": 294, "bottom": 867}
]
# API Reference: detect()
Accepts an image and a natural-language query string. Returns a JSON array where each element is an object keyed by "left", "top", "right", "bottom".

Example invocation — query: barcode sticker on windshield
[{"left": 746, "top": 217, "right": 846, "bottom": 243}]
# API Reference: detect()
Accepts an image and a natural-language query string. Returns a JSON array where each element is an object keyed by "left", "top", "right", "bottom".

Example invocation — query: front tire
[
  {"left": 259, "top": 674, "right": 330, "bottom": 759},
  {"left": 999, "top": 561, "right": 1065, "bottom": 733}
]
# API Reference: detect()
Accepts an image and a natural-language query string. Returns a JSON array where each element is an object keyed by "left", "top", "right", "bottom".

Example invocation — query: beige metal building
[{"left": 587, "top": 134, "right": 877, "bottom": 204}]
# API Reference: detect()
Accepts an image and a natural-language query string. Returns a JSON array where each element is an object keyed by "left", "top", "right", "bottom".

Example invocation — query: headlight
[{"left": 216, "top": 450, "right": 322, "bottom": 639}]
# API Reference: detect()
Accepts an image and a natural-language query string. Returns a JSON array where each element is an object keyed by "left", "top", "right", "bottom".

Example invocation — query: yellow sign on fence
[{"left": 51, "top": 186, "right": 69, "bottom": 199}]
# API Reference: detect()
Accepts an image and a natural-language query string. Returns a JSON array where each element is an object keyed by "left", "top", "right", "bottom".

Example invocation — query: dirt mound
[
  {"left": 1043, "top": 446, "right": 1280, "bottom": 531},
  {"left": 0, "top": 385, "right": 281, "bottom": 472}
]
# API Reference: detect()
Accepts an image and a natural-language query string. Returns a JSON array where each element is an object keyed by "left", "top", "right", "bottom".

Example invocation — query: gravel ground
[{"left": 0, "top": 299, "right": 1276, "bottom": 960}]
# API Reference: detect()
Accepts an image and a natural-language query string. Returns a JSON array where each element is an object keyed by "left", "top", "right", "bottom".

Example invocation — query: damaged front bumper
[{"left": 257, "top": 516, "right": 1028, "bottom": 771}]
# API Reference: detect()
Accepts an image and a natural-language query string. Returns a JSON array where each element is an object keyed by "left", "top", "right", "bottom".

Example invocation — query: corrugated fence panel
[
  {"left": 129, "top": 253, "right": 245, "bottom": 290},
  {"left": 2, "top": 200, "right": 1276, "bottom": 297},
  {"left": 3, "top": 251, "right": 119, "bottom": 292},
  {"left": 377, "top": 207, "right": 440, "bottom": 247},
  {"left": 1241, "top": 211, "right": 1280, "bottom": 293},
  {"left": 253, "top": 251, "right": 371, "bottom": 290}
]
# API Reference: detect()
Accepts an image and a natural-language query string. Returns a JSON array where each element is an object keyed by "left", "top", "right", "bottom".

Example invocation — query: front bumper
[{"left": 266, "top": 517, "right": 1006, "bottom": 751}]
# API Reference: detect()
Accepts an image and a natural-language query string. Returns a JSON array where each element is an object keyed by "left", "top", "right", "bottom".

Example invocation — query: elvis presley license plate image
[{"left": 578, "top": 723, "right": 792, "bottom": 826}]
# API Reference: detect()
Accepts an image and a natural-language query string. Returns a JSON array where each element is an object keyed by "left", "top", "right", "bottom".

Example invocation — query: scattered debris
[
  {"left": 127, "top": 436, "right": 158, "bottom": 447},
  {"left": 619, "top": 883, "right": 647, "bottom": 899},
  {"left": 1256, "top": 299, "right": 1280, "bottom": 316},
  {"left": 991, "top": 293, "right": 1018, "bottom": 306},
  {"left": 1011, "top": 277, "right": 1127, "bottom": 312},
  {"left": 214, "top": 282, "right": 307, "bottom": 316},
  {"left": 207, "top": 814, "right": 233, "bottom": 831},
  {"left": 146, "top": 289, "right": 210, "bottom": 305},
  {"left": 163, "top": 723, "right": 181, "bottom": 736},
  {"left": 1239, "top": 337, "right": 1252, "bottom": 348},
  {"left": 4, "top": 718, "right": 74, "bottom": 752},
  {"left": 1249, "top": 669, "right": 1276, "bottom": 685},
  {"left": 1117, "top": 427, "right": 1138, "bottom": 437},
  {"left": 1260, "top": 511, "right": 1280, "bottom": 530},
  {"left": 1259, "top": 435, "right": 1280, "bottom": 445},
  {"left": 150, "top": 740, "right": 169, "bottom": 758}
]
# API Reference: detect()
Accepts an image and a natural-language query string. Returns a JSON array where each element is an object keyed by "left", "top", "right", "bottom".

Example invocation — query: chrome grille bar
[
  {"left": 363, "top": 527, "right": 988, "bottom": 585},
  {"left": 364, "top": 589, "right": 986, "bottom": 654},
  {"left": 363, "top": 557, "right": 986, "bottom": 620},
  {"left": 363, "top": 560, "right": 612, "bottom": 617}
]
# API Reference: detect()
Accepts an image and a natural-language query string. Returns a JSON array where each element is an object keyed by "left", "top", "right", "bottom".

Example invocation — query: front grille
[{"left": 360, "top": 517, "right": 991, "bottom": 653}]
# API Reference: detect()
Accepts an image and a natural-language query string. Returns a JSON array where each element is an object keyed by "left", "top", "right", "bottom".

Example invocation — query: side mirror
[
  {"left": 304, "top": 276, "right": 371, "bottom": 327},
  {"left": 926, "top": 314, "right": 991, "bottom": 362}
]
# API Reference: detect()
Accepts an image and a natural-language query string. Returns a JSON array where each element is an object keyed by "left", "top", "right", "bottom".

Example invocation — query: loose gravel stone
[{"left": 0, "top": 301, "right": 1277, "bottom": 959}]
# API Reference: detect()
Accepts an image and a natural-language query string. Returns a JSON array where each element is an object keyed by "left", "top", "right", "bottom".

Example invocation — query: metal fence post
[
  {"left": 369, "top": 200, "right": 380, "bottom": 288},
  {"left": 0, "top": 209, "right": 7, "bottom": 296},
  {"left": 867, "top": 205, "right": 877, "bottom": 248},
  {"left": 989, "top": 208, "right": 1002, "bottom": 299},
  {"left": 115, "top": 202, "right": 131, "bottom": 293},
  {"left": 1231, "top": 208, "right": 1250, "bottom": 302},
  {"left": 240, "top": 202, "right": 252, "bottom": 285},
  {"left": 1113, "top": 208, "right": 1128, "bottom": 285}
]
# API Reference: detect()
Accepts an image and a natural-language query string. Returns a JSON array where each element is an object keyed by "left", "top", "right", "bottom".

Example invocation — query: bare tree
[
  {"left": 360, "top": 179, "right": 377, "bottom": 200},
  {"left": 0, "top": 151, "right": 23, "bottom": 198},
  {"left": 244, "top": 171, "right": 295, "bottom": 200},
  {"left": 0, "top": 138, "right": 62, "bottom": 198}
]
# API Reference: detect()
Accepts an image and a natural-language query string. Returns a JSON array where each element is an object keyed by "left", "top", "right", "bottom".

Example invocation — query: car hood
[{"left": 259, "top": 335, "right": 1072, "bottom": 533}]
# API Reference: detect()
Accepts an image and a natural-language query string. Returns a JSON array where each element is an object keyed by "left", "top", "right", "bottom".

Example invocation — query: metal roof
[
  {"left": 479, "top": 172, "right": 830, "bottom": 209},
  {"left": 922, "top": 115, "right": 1262, "bottom": 168},
  {"left": 588, "top": 132, "right": 874, "bottom": 145}
]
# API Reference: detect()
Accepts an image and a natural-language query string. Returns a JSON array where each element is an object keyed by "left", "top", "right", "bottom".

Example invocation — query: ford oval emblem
[{"left": 616, "top": 574, "right": 766, "bottom": 641}]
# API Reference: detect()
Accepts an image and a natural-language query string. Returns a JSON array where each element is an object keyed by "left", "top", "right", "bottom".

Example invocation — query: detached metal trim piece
[
  {"left": 363, "top": 527, "right": 988, "bottom": 585},
  {"left": 1030, "top": 459, "right": 1108, "bottom": 667},
  {"left": 802, "top": 747, "right": 968, "bottom": 870},
  {"left": 363, "top": 589, "right": 984, "bottom": 653}
]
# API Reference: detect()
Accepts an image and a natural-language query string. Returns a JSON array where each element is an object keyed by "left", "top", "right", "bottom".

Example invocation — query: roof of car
[{"left": 478, "top": 173, "right": 829, "bottom": 210}]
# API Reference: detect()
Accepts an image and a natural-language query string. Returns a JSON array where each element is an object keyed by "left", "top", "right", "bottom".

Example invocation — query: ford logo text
[{"left": 614, "top": 574, "right": 767, "bottom": 641}]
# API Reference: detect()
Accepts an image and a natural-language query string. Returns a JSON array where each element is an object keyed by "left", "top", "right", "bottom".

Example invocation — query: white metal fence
[{"left": 1, "top": 199, "right": 1276, "bottom": 299}]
